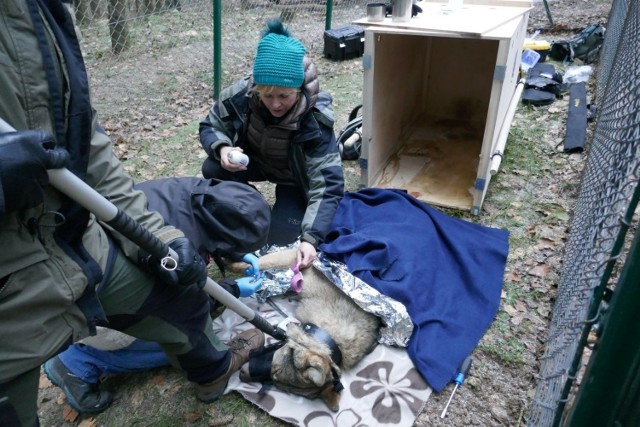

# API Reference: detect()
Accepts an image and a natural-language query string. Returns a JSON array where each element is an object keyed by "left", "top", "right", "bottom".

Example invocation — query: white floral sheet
[{"left": 212, "top": 295, "right": 432, "bottom": 427}]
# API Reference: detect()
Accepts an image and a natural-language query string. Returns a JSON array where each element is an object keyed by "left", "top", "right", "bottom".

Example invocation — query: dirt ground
[{"left": 36, "top": 0, "right": 614, "bottom": 426}]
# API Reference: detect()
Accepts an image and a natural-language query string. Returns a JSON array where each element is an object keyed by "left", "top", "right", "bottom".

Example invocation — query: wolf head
[{"left": 241, "top": 323, "right": 344, "bottom": 411}]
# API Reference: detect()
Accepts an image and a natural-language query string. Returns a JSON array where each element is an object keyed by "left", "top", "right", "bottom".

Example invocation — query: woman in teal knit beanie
[{"left": 199, "top": 18, "right": 345, "bottom": 269}]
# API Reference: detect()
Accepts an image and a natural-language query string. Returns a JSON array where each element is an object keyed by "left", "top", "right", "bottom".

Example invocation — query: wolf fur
[{"left": 228, "top": 249, "right": 381, "bottom": 411}]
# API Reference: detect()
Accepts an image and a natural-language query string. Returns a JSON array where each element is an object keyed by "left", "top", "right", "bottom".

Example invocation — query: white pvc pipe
[{"left": 490, "top": 78, "right": 526, "bottom": 176}]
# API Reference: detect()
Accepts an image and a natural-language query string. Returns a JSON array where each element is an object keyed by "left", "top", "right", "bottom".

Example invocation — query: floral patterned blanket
[{"left": 213, "top": 295, "right": 432, "bottom": 427}]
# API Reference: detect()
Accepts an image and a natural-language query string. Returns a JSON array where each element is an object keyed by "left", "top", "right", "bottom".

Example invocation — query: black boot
[{"left": 44, "top": 356, "right": 113, "bottom": 414}]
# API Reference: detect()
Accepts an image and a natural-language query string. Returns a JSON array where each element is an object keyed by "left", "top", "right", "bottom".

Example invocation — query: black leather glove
[
  {"left": 0, "top": 130, "right": 69, "bottom": 215},
  {"left": 140, "top": 229, "right": 208, "bottom": 289},
  {"left": 412, "top": 4, "right": 423, "bottom": 17}
]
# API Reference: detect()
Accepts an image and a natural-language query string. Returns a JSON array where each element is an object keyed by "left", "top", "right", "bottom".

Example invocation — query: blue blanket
[{"left": 319, "top": 189, "right": 509, "bottom": 393}]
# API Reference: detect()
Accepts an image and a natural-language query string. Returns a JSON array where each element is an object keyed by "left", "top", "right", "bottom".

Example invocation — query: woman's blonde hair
[{"left": 254, "top": 84, "right": 300, "bottom": 97}]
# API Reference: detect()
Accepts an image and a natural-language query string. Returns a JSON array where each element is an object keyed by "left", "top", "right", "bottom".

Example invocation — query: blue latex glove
[
  {"left": 241, "top": 253, "right": 260, "bottom": 277},
  {"left": 236, "top": 274, "right": 264, "bottom": 298}
]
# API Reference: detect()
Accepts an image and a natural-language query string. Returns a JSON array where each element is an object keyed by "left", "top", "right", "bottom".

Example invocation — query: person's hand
[
  {"left": 236, "top": 274, "right": 264, "bottom": 297},
  {"left": 297, "top": 241, "right": 317, "bottom": 269},
  {"left": 241, "top": 253, "right": 260, "bottom": 276},
  {"left": 141, "top": 234, "right": 208, "bottom": 288},
  {"left": 220, "top": 146, "right": 248, "bottom": 172},
  {"left": 0, "top": 130, "right": 69, "bottom": 215}
]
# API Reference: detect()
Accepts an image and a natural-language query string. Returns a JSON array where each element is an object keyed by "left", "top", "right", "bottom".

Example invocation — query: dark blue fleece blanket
[{"left": 319, "top": 189, "right": 509, "bottom": 393}]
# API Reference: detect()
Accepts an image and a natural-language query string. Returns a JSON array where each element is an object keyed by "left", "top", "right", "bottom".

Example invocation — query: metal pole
[
  {"left": 542, "top": 0, "right": 554, "bottom": 27},
  {"left": 213, "top": 0, "right": 222, "bottom": 99},
  {"left": 0, "top": 118, "right": 285, "bottom": 340},
  {"left": 325, "top": 0, "right": 333, "bottom": 30}
]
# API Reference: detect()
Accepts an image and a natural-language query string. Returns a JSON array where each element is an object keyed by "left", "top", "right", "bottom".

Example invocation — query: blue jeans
[{"left": 58, "top": 340, "right": 171, "bottom": 384}]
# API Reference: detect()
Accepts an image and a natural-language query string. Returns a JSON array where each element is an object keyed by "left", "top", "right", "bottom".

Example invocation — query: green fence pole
[
  {"left": 325, "top": 0, "right": 333, "bottom": 30},
  {"left": 212, "top": 0, "right": 222, "bottom": 99},
  {"left": 563, "top": 225, "right": 640, "bottom": 426},
  {"left": 542, "top": 0, "right": 554, "bottom": 27}
]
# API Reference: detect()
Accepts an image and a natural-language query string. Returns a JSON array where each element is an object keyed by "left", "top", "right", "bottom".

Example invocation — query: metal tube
[
  {"left": 0, "top": 117, "right": 285, "bottom": 340},
  {"left": 213, "top": 0, "right": 222, "bottom": 99},
  {"left": 325, "top": 0, "right": 333, "bottom": 30},
  {"left": 490, "top": 78, "right": 525, "bottom": 176}
]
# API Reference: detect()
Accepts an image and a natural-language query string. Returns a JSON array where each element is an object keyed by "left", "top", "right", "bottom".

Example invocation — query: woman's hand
[
  {"left": 297, "top": 241, "right": 317, "bottom": 269},
  {"left": 220, "top": 146, "right": 248, "bottom": 172}
]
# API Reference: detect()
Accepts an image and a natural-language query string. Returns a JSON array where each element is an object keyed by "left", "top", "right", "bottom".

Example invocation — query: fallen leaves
[
  {"left": 39, "top": 373, "right": 52, "bottom": 389},
  {"left": 207, "top": 406, "right": 234, "bottom": 426},
  {"left": 79, "top": 418, "right": 98, "bottom": 427},
  {"left": 184, "top": 411, "right": 202, "bottom": 423},
  {"left": 62, "top": 404, "right": 79, "bottom": 422},
  {"left": 151, "top": 374, "right": 165, "bottom": 385},
  {"left": 528, "top": 263, "right": 550, "bottom": 278}
]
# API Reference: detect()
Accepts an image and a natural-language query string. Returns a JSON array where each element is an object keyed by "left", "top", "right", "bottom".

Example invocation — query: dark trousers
[
  {"left": 202, "top": 158, "right": 306, "bottom": 245},
  {"left": 98, "top": 251, "right": 230, "bottom": 383},
  {"left": 1, "top": 250, "right": 230, "bottom": 427}
]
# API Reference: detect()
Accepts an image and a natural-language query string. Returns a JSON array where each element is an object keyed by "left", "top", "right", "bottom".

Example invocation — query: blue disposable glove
[
  {"left": 241, "top": 253, "right": 260, "bottom": 277},
  {"left": 236, "top": 274, "right": 264, "bottom": 297}
]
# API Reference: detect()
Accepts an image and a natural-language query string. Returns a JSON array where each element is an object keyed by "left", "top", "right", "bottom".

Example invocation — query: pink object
[{"left": 290, "top": 262, "right": 303, "bottom": 293}]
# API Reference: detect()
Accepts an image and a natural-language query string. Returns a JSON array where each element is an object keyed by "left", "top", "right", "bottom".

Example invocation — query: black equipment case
[{"left": 323, "top": 25, "right": 365, "bottom": 61}]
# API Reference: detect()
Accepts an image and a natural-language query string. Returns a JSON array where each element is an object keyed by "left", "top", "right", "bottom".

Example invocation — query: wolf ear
[{"left": 305, "top": 365, "right": 327, "bottom": 387}]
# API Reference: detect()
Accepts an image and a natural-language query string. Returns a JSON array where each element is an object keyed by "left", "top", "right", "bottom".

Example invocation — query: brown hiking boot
[{"left": 195, "top": 328, "right": 265, "bottom": 403}]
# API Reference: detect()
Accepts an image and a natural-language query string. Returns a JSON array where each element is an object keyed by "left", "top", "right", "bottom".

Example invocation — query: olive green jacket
[{"left": 0, "top": 0, "right": 175, "bottom": 382}]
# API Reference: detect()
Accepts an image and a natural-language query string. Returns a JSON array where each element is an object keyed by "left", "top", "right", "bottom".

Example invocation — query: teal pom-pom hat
[{"left": 253, "top": 19, "right": 306, "bottom": 88}]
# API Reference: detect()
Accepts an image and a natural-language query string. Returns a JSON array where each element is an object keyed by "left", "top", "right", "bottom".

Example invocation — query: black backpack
[
  {"left": 336, "top": 104, "right": 363, "bottom": 161},
  {"left": 550, "top": 24, "right": 605, "bottom": 63}
]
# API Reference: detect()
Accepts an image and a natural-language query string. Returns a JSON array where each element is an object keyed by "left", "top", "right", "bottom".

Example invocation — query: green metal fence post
[
  {"left": 542, "top": 0, "right": 554, "bottom": 27},
  {"left": 212, "top": 0, "right": 221, "bottom": 99},
  {"left": 325, "top": 0, "right": 333, "bottom": 30},
  {"left": 563, "top": 226, "right": 640, "bottom": 426}
]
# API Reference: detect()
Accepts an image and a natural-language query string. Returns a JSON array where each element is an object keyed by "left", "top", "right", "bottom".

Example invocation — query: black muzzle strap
[
  {"left": 244, "top": 341, "right": 285, "bottom": 383},
  {"left": 302, "top": 323, "right": 343, "bottom": 366}
]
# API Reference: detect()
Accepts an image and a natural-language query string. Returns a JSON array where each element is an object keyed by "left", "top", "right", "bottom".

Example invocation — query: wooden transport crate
[{"left": 354, "top": 0, "right": 531, "bottom": 214}]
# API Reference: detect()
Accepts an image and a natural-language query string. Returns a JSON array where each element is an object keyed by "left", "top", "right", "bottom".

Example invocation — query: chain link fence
[
  {"left": 71, "top": 0, "right": 368, "bottom": 85},
  {"left": 526, "top": 0, "right": 639, "bottom": 424}
]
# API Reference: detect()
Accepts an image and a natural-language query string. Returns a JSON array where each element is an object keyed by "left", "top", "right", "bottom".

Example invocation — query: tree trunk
[
  {"left": 73, "top": 0, "right": 89, "bottom": 25},
  {"left": 89, "top": 0, "right": 102, "bottom": 20},
  {"left": 166, "top": 0, "right": 182, "bottom": 11},
  {"left": 108, "top": 0, "right": 130, "bottom": 54},
  {"left": 143, "top": 0, "right": 155, "bottom": 14}
]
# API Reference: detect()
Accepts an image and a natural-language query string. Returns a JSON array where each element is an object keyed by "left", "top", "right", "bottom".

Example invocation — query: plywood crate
[{"left": 354, "top": 0, "right": 531, "bottom": 214}]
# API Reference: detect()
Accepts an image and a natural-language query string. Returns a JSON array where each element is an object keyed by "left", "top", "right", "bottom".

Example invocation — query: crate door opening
[{"left": 362, "top": 33, "right": 499, "bottom": 211}]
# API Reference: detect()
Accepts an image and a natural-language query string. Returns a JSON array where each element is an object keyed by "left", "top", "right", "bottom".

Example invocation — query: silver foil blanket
[{"left": 254, "top": 245, "right": 413, "bottom": 347}]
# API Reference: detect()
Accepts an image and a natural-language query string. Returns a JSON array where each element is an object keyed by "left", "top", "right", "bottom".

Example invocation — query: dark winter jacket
[
  {"left": 199, "top": 58, "right": 344, "bottom": 247},
  {"left": 136, "top": 177, "right": 270, "bottom": 260}
]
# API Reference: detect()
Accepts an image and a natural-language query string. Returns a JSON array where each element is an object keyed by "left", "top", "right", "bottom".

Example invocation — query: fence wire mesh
[
  {"left": 527, "top": 0, "right": 640, "bottom": 425},
  {"left": 73, "top": 0, "right": 213, "bottom": 58},
  {"left": 72, "top": 0, "right": 369, "bottom": 88}
]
